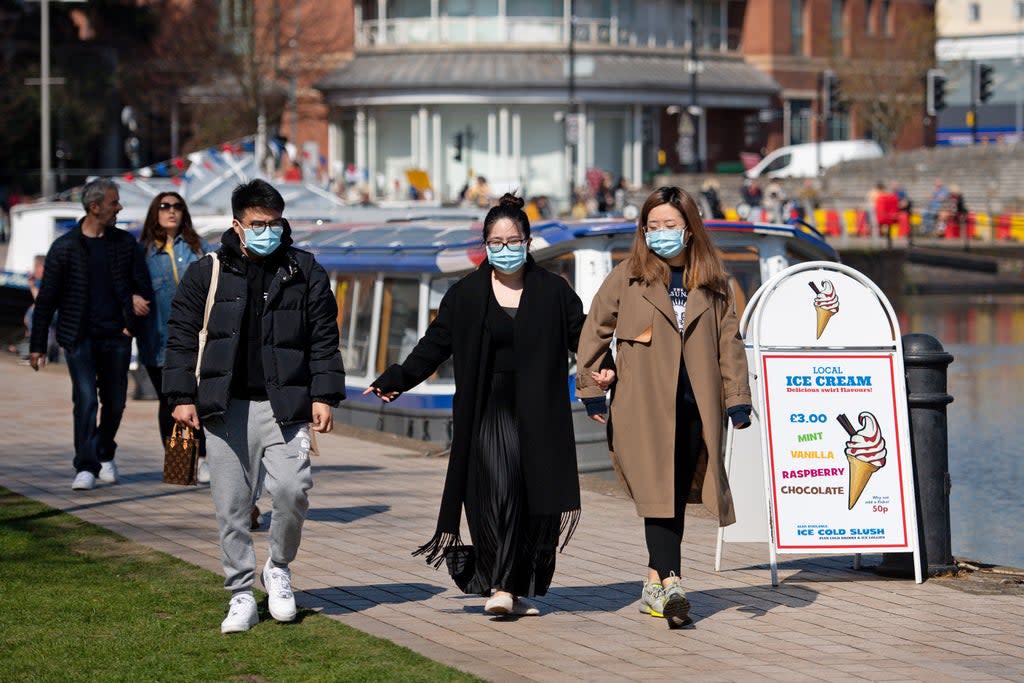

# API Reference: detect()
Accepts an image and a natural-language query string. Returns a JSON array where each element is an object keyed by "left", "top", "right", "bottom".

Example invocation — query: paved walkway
[{"left": 3, "top": 357, "right": 1023, "bottom": 683}]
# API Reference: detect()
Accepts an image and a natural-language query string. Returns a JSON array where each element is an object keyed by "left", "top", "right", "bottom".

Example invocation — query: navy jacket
[{"left": 31, "top": 221, "right": 152, "bottom": 352}]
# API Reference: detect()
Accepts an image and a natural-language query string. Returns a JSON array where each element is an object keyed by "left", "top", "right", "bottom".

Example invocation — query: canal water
[{"left": 897, "top": 294, "right": 1024, "bottom": 569}]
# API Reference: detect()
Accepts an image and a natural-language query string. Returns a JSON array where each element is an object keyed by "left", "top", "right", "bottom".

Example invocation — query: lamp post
[
  {"left": 687, "top": 16, "right": 703, "bottom": 173},
  {"left": 566, "top": 0, "right": 578, "bottom": 208},
  {"left": 27, "top": 0, "right": 82, "bottom": 198}
]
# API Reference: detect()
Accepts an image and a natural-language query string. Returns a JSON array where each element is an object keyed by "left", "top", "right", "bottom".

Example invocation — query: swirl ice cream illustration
[
  {"left": 808, "top": 280, "right": 839, "bottom": 339},
  {"left": 838, "top": 412, "right": 887, "bottom": 509}
]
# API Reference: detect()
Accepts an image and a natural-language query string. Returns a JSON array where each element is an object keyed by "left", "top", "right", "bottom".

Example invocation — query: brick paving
[{"left": 3, "top": 356, "right": 1023, "bottom": 682}]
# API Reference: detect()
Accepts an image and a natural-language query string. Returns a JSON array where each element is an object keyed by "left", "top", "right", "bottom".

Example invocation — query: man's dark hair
[{"left": 231, "top": 179, "right": 285, "bottom": 219}]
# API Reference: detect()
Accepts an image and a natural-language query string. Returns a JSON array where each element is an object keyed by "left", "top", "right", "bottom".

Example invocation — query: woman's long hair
[
  {"left": 140, "top": 192, "right": 202, "bottom": 255},
  {"left": 627, "top": 186, "right": 728, "bottom": 293}
]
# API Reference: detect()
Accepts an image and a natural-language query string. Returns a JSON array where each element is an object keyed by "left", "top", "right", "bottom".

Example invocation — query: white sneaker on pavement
[
  {"left": 261, "top": 558, "right": 297, "bottom": 622},
  {"left": 98, "top": 461, "right": 119, "bottom": 484},
  {"left": 196, "top": 457, "right": 210, "bottom": 484},
  {"left": 221, "top": 592, "right": 259, "bottom": 633},
  {"left": 71, "top": 471, "right": 96, "bottom": 490}
]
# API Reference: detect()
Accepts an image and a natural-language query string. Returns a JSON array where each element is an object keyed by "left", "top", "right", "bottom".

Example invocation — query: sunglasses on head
[{"left": 159, "top": 201, "right": 184, "bottom": 211}]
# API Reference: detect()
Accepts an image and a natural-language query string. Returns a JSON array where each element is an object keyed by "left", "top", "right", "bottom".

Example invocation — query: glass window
[
  {"left": 763, "top": 153, "right": 792, "bottom": 174},
  {"left": 426, "top": 277, "right": 458, "bottom": 382},
  {"left": 791, "top": 0, "right": 804, "bottom": 56},
  {"left": 376, "top": 278, "right": 420, "bottom": 374},
  {"left": 967, "top": 3, "right": 980, "bottom": 21},
  {"left": 720, "top": 246, "right": 761, "bottom": 313},
  {"left": 336, "top": 275, "right": 375, "bottom": 376},
  {"left": 441, "top": 0, "right": 498, "bottom": 16},
  {"left": 881, "top": 0, "right": 891, "bottom": 36},
  {"left": 864, "top": 0, "right": 873, "bottom": 34},
  {"left": 507, "top": 0, "right": 560, "bottom": 17},
  {"left": 539, "top": 252, "right": 576, "bottom": 289},
  {"left": 831, "top": 0, "right": 844, "bottom": 54},
  {"left": 390, "top": 0, "right": 430, "bottom": 18},
  {"left": 1017, "top": 1, "right": 1024, "bottom": 21},
  {"left": 789, "top": 100, "right": 812, "bottom": 145},
  {"left": 828, "top": 112, "right": 850, "bottom": 141}
]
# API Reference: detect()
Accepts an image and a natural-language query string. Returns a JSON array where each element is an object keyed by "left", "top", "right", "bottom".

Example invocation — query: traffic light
[
  {"left": 823, "top": 70, "right": 843, "bottom": 114},
  {"left": 926, "top": 69, "right": 947, "bottom": 116},
  {"left": 453, "top": 132, "right": 463, "bottom": 161},
  {"left": 976, "top": 62, "right": 995, "bottom": 104}
]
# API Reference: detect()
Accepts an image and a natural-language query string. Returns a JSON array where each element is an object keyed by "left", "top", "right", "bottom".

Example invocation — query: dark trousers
[
  {"left": 644, "top": 396, "right": 703, "bottom": 580},
  {"left": 64, "top": 335, "right": 132, "bottom": 475},
  {"left": 146, "top": 364, "right": 206, "bottom": 456}
]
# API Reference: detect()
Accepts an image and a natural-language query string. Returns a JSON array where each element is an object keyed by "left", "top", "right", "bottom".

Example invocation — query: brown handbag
[{"left": 163, "top": 424, "right": 199, "bottom": 486}]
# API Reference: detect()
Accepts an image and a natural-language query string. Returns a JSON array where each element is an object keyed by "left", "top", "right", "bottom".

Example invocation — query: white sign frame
[{"left": 717, "top": 261, "right": 921, "bottom": 585}]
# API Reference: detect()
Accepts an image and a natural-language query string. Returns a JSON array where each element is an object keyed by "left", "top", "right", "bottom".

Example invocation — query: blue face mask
[
  {"left": 242, "top": 227, "right": 283, "bottom": 257},
  {"left": 645, "top": 229, "right": 685, "bottom": 258},
  {"left": 487, "top": 244, "right": 528, "bottom": 274}
]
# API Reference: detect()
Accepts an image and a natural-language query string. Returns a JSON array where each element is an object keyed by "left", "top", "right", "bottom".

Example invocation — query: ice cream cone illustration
[
  {"left": 838, "top": 412, "right": 887, "bottom": 509},
  {"left": 809, "top": 280, "right": 839, "bottom": 339}
]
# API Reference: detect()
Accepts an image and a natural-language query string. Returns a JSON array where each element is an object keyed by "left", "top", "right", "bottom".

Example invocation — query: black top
[
  {"left": 486, "top": 290, "right": 517, "bottom": 373},
  {"left": 230, "top": 255, "right": 280, "bottom": 401},
  {"left": 669, "top": 266, "right": 688, "bottom": 334},
  {"left": 83, "top": 235, "right": 126, "bottom": 338}
]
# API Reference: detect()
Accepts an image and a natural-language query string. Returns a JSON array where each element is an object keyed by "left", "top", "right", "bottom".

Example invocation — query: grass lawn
[{"left": 0, "top": 488, "right": 480, "bottom": 683}]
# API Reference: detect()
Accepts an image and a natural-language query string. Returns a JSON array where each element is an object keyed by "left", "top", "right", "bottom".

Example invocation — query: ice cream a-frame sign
[{"left": 736, "top": 261, "right": 921, "bottom": 583}]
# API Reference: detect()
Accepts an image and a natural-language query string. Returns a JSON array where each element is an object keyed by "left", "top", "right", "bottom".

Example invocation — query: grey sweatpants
[{"left": 204, "top": 399, "right": 313, "bottom": 593}]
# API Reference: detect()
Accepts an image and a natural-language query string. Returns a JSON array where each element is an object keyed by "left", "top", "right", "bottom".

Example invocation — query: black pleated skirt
[{"left": 463, "top": 371, "right": 560, "bottom": 597}]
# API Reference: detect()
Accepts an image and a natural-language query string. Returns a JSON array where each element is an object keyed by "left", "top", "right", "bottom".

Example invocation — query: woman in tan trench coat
[{"left": 576, "top": 186, "right": 752, "bottom": 629}]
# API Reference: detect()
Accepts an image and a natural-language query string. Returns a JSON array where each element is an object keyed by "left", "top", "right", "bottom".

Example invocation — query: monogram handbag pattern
[{"left": 163, "top": 424, "right": 199, "bottom": 486}]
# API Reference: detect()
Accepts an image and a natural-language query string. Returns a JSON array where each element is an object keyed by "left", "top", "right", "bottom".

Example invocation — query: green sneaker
[
  {"left": 639, "top": 580, "right": 666, "bottom": 617},
  {"left": 662, "top": 581, "right": 692, "bottom": 628}
]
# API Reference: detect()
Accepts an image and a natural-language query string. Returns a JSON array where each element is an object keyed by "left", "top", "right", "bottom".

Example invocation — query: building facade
[
  {"left": 934, "top": 0, "right": 1024, "bottom": 145},
  {"left": 238, "top": 1, "right": 938, "bottom": 205}
]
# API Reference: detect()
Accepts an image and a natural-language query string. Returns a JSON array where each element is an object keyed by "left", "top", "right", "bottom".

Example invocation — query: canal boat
[{"left": 294, "top": 216, "right": 840, "bottom": 472}]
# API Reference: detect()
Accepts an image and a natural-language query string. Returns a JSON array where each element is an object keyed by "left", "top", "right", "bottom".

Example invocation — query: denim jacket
[{"left": 137, "top": 235, "right": 210, "bottom": 367}]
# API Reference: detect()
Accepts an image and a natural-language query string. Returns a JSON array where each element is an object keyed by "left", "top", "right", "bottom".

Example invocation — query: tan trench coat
[{"left": 576, "top": 261, "right": 751, "bottom": 525}]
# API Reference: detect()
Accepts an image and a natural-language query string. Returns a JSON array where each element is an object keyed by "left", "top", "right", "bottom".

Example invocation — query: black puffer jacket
[
  {"left": 31, "top": 221, "right": 152, "bottom": 353},
  {"left": 162, "top": 228, "right": 346, "bottom": 425}
]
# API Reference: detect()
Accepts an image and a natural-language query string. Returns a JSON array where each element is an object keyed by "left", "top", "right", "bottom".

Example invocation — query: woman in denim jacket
[{"left": 138, "top": 192, "right": 210, "bottom": 477}]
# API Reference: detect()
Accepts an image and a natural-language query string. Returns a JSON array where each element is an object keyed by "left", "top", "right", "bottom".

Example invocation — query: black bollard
[{"left": 877, "top": 334, "right": 955, "bottom": 578}]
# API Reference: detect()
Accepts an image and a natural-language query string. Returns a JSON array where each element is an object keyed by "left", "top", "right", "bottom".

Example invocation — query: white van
[{"left": 744, "top": 140, "right": 884, "bottom": 179}]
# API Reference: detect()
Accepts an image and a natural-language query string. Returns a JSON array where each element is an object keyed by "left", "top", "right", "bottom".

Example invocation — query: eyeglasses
[
  {"left": 484, "top": 237, "right": 527, "bottom": 253},
  {"left": 159, "top": 202, "right": 184, "bottom": 211},
  {"left": 237, "top": 219, "right": 287, "bottom": 236}
]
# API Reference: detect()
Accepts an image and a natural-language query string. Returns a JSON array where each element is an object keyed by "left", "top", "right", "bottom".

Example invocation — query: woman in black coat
[{"left": 366, "top": 194, "right": 585, "bottom": 617}]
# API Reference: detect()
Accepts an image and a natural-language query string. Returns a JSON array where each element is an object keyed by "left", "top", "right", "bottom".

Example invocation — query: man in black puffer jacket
[
  {"left": 163, "top": 179, "right": 345, "bottom": 634},
  {"left": 30, "top": 177, "right": 153, "bottom": 492}
]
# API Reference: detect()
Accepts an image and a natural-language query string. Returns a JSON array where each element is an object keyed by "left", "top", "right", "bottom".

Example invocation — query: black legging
[
  {"left": 145, "top": 365, "right": 205, "bottom": 456},
  {"left": 644, "top": 392, "right": 703, "bottom": 580}
]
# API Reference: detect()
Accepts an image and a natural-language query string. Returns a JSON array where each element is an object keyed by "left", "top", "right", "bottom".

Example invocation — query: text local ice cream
[
  {"left": 808, "top": 280, "right": 839, "bottom": 339},
  {"left": 838, "top": 411, "right": 887, "bottom": 509}
]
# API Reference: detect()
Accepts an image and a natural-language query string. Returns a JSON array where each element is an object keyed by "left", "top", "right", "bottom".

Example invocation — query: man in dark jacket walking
[
  {"left": 30, "top": 177, "right": 153, "bottom": 491},
  {"left": 163, "top": 179, "right": 345, "bottom": 634}
]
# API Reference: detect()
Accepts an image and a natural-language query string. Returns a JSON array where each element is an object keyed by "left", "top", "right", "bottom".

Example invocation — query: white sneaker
[
  {"left": 71, "top": 471, "right": 96, "bottom": 490},
  {"left": 261, "top": 558, "right": 297, "bottom": 622},
  {"left": 196, "top": 457, "right": 210, "bottom": 484},
  {"left": 221, "top": 592, "right": 259, "bottom": 633},
  {"left": 98, "top": 461, "right": 119, "bottom": 484}
]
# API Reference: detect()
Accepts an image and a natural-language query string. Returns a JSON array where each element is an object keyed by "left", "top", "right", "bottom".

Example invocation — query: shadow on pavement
[
  {"left": 306, "top": 505, "right": 390, "bottom": 523},
  {"left": 685, "top": 584, "right": 820, "bottom": 623},
  {"left": 310, "top": 464, "right": 383, "bottom": 473},
  {"left": 304, "top": 582, "right": 448, "bottom": 615}
]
